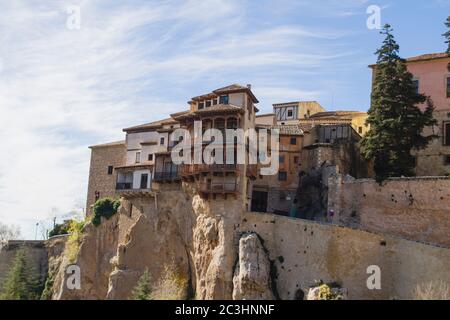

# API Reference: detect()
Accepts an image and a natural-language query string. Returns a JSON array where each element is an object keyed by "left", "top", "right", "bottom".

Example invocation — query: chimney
[{"left": 246, "top": 84, "right": 252, "bottom": 90}]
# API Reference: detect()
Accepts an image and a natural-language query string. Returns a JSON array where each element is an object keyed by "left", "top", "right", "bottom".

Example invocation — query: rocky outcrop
[
  {"left": 52, "top": 215, "right": 119, "bottom": 300},
  {"left": 232, "top": 233, "right": 275, "bottom": 300}
]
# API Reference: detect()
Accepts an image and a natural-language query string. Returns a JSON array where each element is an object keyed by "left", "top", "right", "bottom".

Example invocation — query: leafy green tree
[
  {"left": 444, "top": 16, "right": 450, "bottom": 54},
  {"left": 361, "top": 24, "right": 437, "bottom": 182},
  {"left": 0, "top": 249, "right": 42, "bottom": 300},
  {"left": 131, "top": 269, "right": 153, "bottom": 300}
]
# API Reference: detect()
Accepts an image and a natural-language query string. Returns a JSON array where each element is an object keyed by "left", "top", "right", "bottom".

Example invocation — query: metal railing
[
  {"left": 116, "top": 182, "right": 133, "bottom": 190},
  {"left": 153, "top": 171, "right": 179, "bottom": 182}
]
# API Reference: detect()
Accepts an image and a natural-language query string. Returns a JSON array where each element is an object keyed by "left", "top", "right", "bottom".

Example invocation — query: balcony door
[{"left": 140, "top": 174, "right": 148, "bottom": 189}]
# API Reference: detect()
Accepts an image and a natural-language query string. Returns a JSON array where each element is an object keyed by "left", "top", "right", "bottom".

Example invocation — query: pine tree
[
  {"left": 0, "top": 248, "right": 42, "bottom": 300},
  {"left": 361, "top": 24, "right": 437, "bottom": 182},
  {"left": 444, "top": 16, "right": 450, "bottom": 54},
  {"left": 130, "top": 269, "right": 153, "bottom": 300}
]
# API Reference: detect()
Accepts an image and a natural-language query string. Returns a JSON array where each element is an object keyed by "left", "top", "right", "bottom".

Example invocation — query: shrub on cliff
[
  {"left": 92, "top": 198, "right": 121, "bottom": 227},
  {"left": 65, "top": 220, "right": 86, "bottom": 263},
  {"left": 130, "top": 269, "right": 153, "bottom": 300},
  {"left": 0, "top": 248, "right": 42, "bottom": 300},
  {"left": 48, "top": 221, "right": 71, "bottom": 238}
]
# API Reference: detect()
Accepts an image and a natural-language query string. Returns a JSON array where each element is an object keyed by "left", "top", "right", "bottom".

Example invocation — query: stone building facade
[{"left": 86, "top": 141, "right": 126, "bottom": 215}]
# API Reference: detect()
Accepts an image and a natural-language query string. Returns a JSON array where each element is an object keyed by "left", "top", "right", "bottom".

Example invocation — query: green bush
[
  {"left": 92, "top": 198, "right": 121, "bottom": 227},
  {"left": 65, "top": 220, "right": 86, "bottom": 263},
  {"left": 48, "top": 221, "right": 71, "bottom": 238}
]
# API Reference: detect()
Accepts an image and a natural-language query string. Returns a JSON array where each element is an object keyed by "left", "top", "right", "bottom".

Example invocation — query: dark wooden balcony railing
[
  {"left": 116, "top": 182, "right": 133, "bottom": 190},
  {"left": 199, "top": 182, "right": 238, "bottom": 194},
  {"left": 153, "top": 171, "right": 180, "bottom": 182},
  {"left": 180, "top": 164, "right": 240, "bottom": 176}
]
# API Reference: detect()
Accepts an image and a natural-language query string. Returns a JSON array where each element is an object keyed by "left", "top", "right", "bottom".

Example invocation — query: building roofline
[
  {"left": 272, "top": 101, "right": 320, "bottom": 107},
  {"left": 89, "top": 141, "right": 125, "bottom": 149},
  {"left": 369, "top": 52, "right": 449, "bottom": 68}
]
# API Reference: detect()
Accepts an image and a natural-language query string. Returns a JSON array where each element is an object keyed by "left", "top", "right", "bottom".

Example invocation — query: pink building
[{"left": 371, "top": 53, "right": 450, "bottom": 176}]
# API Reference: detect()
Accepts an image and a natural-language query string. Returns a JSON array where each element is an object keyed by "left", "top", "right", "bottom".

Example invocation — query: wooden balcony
[
  {"left": 153, "top": 171, "right": 180, "bottom": 183},
  {"left": 180, "top": 164, "right": 240, "bottom": 177},
  {"left": 199, "top": 181, "right": 238, "bottom": 195}
]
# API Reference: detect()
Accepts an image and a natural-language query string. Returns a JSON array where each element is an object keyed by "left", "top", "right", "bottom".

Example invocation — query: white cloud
[{"left": 0, "top": 0, "right": 365, "bottom": 238}]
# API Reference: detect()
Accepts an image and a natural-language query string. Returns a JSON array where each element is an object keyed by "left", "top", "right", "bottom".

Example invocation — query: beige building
[{"left": 86, "top": 141, "right": 126, "bottom": 215}]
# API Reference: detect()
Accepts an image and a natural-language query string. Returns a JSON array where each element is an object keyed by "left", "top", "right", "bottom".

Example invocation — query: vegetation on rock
[
  {"left": 130, "top": 264, "right": 188, "bottom": 300},
  {"left": 0, "top": 248, "right": 43, "bottom": 300},
  {"left": 415, "top": 281, "right": 449, "bottom": 300},
  {"left": 65, "top": 220, "right": 85, "bottom": 264},
  {"left": 48, "top": 221, "right": 71, "bottom": 238},
  {"left": 92, "top": 198, "right": 121, "bottom": 227},
  {"left": 130, "top": 269, "right": 153, "bottom": 300},
  {"left": 360, "top": 24, "right": 437, "bottom": 182}
]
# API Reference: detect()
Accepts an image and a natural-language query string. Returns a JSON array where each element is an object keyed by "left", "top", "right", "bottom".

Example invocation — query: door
[
  {"left": 251, "top": 191, "right": 268, "bottom": 212},
  {"left": 140, "top": 174, "right": 148, "bottom": 189}
]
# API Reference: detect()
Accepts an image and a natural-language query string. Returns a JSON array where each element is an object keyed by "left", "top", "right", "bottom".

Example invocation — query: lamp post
[{"left": 35, "top": 222, "right": 39, "bottom": 240}]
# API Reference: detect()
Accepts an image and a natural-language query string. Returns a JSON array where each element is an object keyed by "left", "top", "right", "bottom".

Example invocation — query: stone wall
[
  {"left": 328, "top": 175, "right": 450, "bottom": 247},
  {"left": 241, "top": 212, "right": 450, "bottom": 300},
  {"left": 86, "top": 142, "right": 126, "bottom": 215}
]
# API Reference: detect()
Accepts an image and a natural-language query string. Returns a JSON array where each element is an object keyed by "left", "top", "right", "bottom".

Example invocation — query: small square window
[
  {"left": 160, "top": 137, "right": 165, "bottom": 145},
  {"left": 219, "top": 95, "right": 229, "bottom": 104},
  {"left": 279, "top": 155, "right": 285, "bottom": 163},
  {"left": 135, "top": 152, "right": 141, "bottom": 164},
  {"left": 198, "top": 102, "right": 205, "bottom": 109},
  {"left": 107, "top": 166, "right": 113, "bottom": 175},
  {"left": 358, "top": 127, "right": 363, "bottom": 134},
  {"left": 278, "top": 171, "right": 287, "bottom": 181},
  {"left": 287, "top": 110, "right": 293, "bottom": 117},
  {"left": 290, "top": 137, "right": 296, "bottom": 145},
  {"left": 148, "top": 154, "right": 153, "bottom": 161},
  {"left": 213, "top": 99, "right": 218, "bottom": 105},
  {"left": 205, "top": 100, "right": 212, "bottom": 108}
]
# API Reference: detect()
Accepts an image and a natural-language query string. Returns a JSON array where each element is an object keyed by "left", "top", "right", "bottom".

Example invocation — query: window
[
  {"left": 447, "top": 77, "right": 450, "bottom": 98},
  {"left": 135, "top": 152, "right": 141, "bottom": 163},
  {"left": 213, "top": 99, "right": 218, "bottom": 105},
  {"left": 290, "top": 137, "right": 296, "bottom": 145},
  {"left": 160, "top": 137, "right": 165, "bottom": 145},
  {"left": 148, "top": 154, "right": 153, "bottom": 161},
  {"left": 205, "top": 100, "right": 212, "bottom": 108},
  {"left": 445, "top": 155, "right": 450, "bottom": 165},
  {"left": 198, "top": 102, "right": 205, "bottom": 109},
  {"left": 358, "top": 127, "right": 363, "bottom": 134},
  {"left": 107, "top": 166, "right": 113, "bottom": 175},
  {"left": 279, "top": 155, "right": 285, "bottom": 163},
  {"left": 219, "top": 95, "right": 229, "bottom": 104},
  {"left": 445, "top": 122, "right": 450, "bottom": 146},
  {"left": 287, "top": 109, "right": 293, "bottom": 117},
  {"left": 294, "top": 156, "right": 299, "bottom": 164},
  {"left": 412, "top": 79, "right": 419, "bottom": 94},
  {"left": 278, "top": 171, "right": 287, "bottom": 181}
]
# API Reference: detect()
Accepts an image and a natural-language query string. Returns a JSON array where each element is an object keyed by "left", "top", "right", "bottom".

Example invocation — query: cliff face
[
  {"left": 51, "top": 183, "right": 256, "bottom": 300},
  {"left": 49, "top": 183, "right": 450, "bottom": 300}
]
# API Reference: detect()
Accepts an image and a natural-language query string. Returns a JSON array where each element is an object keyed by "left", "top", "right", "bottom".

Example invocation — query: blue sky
[{"left": 0, "top": 0, "right": 449, "bottom": 239}]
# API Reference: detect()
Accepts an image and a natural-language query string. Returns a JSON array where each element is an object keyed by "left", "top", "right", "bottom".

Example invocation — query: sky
[{"left": 0, "top": 0, "right": 449, "bottom": 239}]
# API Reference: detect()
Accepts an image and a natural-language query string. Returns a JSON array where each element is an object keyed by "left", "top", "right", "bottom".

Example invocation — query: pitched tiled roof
[
  {"left": 171, "top": 104, "right": 244, "bottom": 119},
  {"left": 89, "top": 141, "right": 125, "bottom": 149},
  {"left": 123, "top": 118, "right": 178, "bottom": 132},
  {"left": 257, "top": 125, "right": 305, "bottom": 136},
  {"left": 369, "top": 52, "right": 449, "bottom": 68},
  {"left": 190, "top": 84, "right": 259, "bottom": 103},
  {"left": 309, "top": 111, "right": 366, "bottom": 119}
]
